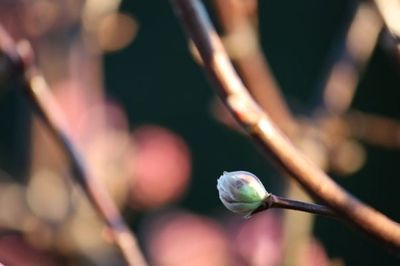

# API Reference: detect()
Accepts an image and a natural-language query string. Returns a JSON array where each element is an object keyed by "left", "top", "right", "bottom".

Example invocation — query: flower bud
[{"left": 217, "top": 171, "right": 269, "bottom": 217}]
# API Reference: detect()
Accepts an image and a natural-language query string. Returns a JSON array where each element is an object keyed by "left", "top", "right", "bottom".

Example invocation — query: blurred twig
[
  {"left": 213, "top": 0, "right": 296, "bottom": 136},
  {"left": 315, "top": 2, "right": 382, "bottom": 115},
  {"left": 0, "top": 25, "right": 147, "bottom": 266},
  {"left": 346, "top": 111, "right": 400, "bottom": 149},
  {"left": 170, "top": 0, "right": 400, "bottom": 254}
]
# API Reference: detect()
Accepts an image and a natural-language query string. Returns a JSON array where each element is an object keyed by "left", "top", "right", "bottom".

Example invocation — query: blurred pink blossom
[
  {"left": 0, "top": 235, "right": 60, "bottom": 266},
  {"left": 145, "top": 211, "right": 232, "bottom": 266},
  {"left": 128, "top": 126, "right": 191, "bottom": 209},
  {"left": 233, "top": 211, "right": 283, "bottom": 266},
  {"left": 297, "top": 238, "right": 330, "bottom": 266}
]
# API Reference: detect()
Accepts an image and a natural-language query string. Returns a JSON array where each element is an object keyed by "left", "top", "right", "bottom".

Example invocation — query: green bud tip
[{"left": 217, "top": 171, "right": 270, "bottom": 217}]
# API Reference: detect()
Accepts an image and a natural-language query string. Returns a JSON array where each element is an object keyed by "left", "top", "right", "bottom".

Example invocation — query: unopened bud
[{"left": 217, "top": 171, "right": 269, "bottom": 217}]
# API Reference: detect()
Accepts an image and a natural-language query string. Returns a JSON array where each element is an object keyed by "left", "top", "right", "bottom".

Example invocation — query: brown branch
[
  {"left": 0, "top": 25, "right": 147, "bottom": 266},
  {"left": 170, "top": 0, "right": 400, "bottom": 254}
]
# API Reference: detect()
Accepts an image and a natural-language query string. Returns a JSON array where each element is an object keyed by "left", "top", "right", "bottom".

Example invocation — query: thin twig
[
  {"left": 0, "top": 25, "right": 147, "bottom": 266},
  {"left": 252, "top": 194, "right": 337, "bottom": 218},
  {"left": 170, "top": 0, "right": 400, "bottom": 254}
]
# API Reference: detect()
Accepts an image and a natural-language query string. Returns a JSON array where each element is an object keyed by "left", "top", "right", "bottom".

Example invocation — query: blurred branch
[
  {"left": 346, "top": 111, "right": 400, "bottom": 149},
  {"left": 170, "top": 0, "right": 400, "bottom": 254},
  {"left": 0, "top": 25, "right": 147, "bottom": 266},
  {"left": 213, "top": 0, "right": 297, "bottom": 136},
  {"left": 316, "top": 2, "right": 382, "bottom": 115}
]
